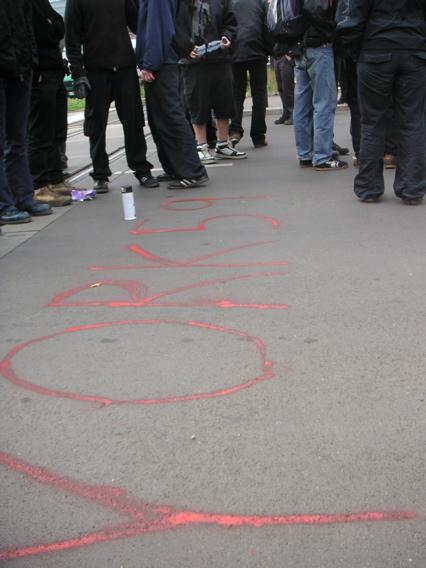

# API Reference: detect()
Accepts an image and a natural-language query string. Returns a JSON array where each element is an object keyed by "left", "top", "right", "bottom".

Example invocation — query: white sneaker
[
  {"left": 215, "top": 143, "right": 247, "bottom": 160},
  {"left": 197, "top": 144, "right": 217, "bottom": 165}
]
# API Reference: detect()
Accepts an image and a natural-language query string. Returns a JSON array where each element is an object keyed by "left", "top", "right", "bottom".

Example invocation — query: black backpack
[
  {"left": 267, "top": 0, "right": 307, "bottom": 40},
  {"left": 172, "top": 0, "right": 196, "bottom": 58}
]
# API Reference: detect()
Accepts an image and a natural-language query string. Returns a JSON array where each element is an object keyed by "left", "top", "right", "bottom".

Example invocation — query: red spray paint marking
[
  {"left": 48, "top": 272, "right": 289, "bottom": 310},
  {"left": 90, "top": 240, "right": 288, "bottom": 271},
  {"left": 0, "top": 319, "right": 275, "bottom": 407},
  {"left": 161, "top": 195, "right": 270, "bottom": 212},
  {"left": 129, "top": 214, "right": 280, "bottom": 235},
  {"left": 0, "top": 451, "right": 417, "bottom": 562}
]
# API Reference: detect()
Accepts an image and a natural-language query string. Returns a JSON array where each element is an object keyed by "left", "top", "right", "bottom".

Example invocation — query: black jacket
[
  {"left": 337, "top": 0, "right": 426, "bottom": 57},
  {"left": 180, "top": 0, "right": 237, "bottom": 64},
  {"left": 232, "top": 0, "right": 270, "bottom": 62},
  {"left": 302, "top": 0, "right": 337, "bottom": 48},
  {"left": 32, "top": 0, "right": 64, "bottom": 72},
  {"left": 0, "top": 0, "right": 37, "bottom": 76},
  {"left": 65, "top": 0, "right": 138, "bottom": 79}
]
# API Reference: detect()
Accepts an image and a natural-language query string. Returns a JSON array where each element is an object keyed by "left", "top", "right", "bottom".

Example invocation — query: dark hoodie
[
  {"left": 180, "top": 0, "right": 237, "bottom": 64},
  {"left": 337, "top": 0, "right": 426, "bottom": 57},
  {"left": 136, "top": 0, "right": 179, "bottom": 71},
  {"left": 32, "top": 0, "right": 64, "bottom": 71},
  {"left": 0, "top": 0, "right": 37, "bottom": 76}
]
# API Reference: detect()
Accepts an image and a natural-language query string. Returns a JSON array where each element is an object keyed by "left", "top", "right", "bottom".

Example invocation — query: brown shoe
[
  {"left": 384, "top": 154, "right": 397, "bottom": 169},
  {"left": 50, "top": 181, "right": 76, "bottom": 196},
  {"left": 34, "top": 186, "right": 72, "bottom": 207}
]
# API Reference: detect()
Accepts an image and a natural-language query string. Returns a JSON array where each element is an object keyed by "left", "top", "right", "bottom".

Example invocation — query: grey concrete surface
[{"left": 0, "top": 112, "right": 425, "bottom": 567}]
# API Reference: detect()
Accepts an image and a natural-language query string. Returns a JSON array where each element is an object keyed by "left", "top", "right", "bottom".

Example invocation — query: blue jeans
[
  {"left": 0, "top": 73, "right": 35, "bottom": 213},
  {"left": 293, "top": 46, "right": 337, "bottom": 165}
]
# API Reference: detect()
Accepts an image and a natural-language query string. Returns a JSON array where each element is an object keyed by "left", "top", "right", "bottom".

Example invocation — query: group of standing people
[{"left": 0, "top": 0, "right": 425, "bottom": 233}]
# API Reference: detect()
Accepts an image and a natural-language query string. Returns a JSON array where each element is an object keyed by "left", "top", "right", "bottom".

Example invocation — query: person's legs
[
  {"left": 393, "top": 52, "right": 426, "bottom": 202},
  {"left": 281, "top": 57, "right": 295, "bottom": 121},
  {"left": 113, "top": 67, "right": 153, "bottom": 179},
  {"left": 248, "top": 59, "right": 268, "bottom": 145},
  {"left": 0, "top": 76, "right": 15, "bottom": 214},
  {"left": 229, "top": 61, "right": 247, "bottom": 140},
  {"left": 355, "top": 52, "right": 395, "bottom": 200},
  {"left": 308, "top": 46, "right": 337, "bottom": 166},
  {"left": 51, "top": 77, "right": 68, "bottom": 184},
  {"left": 28, "top": 72, "right": 57, "bottom": 189},
  {"left": 273, "top": 57, "right": 286, "bottom": 122},
  {"left": 145, "top": 65, "right": 206, "bottom": 180},
  {"left": 345, "top": 57, "right": 361, "bottom": 159},
  {"left": 4, "top": 73, "right": 38, "bottom": 209},
  {"left": 293, "top": 55, "right": 314, "bottom": 161},
  {"left": 85, "top": 70, "right": 112, "bottom": 181}
]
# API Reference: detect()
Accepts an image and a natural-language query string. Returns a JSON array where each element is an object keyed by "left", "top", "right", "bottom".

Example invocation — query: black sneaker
[
  {"left": 360, "top": 194, "right": 382, "bottom": 203},
  {"left": 315, "top": 159, "right": 348, "bottom": 171},
  {"left": 274, "top": 116, "right": 285, "bottom": 125},
  {"left": 332, "top": 142, "right": 350, "bottom": 156},
  {"left": 402, "top": 197, "right": 423, "bottom": 206},
  {"left": 167, "top": 175, "right": 209, "bottom": 190},
  {"left": 157, "top": 173, "right": 178, "bottom": 182},
  {"left": 94, "top": 179, "right": 109, "bottom": 194},
  {"left": 299, "top": 159, "right": 313, "bottom": 168},
  {"left": 137, "top": 174, "right": 160, "bottom": 188},
  {"left": 253, "top": 140, "right": 268, "bottom": 148}
]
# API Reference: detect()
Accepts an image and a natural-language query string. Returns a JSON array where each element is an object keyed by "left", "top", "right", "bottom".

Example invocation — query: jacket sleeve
[
  {"left": 221, "top": 0, "right": 238, "bottom": 42},
  {"left": 32, "top": 0, "right": 65, "bottom": 45},
  {"left": 65, "top": 0, "right": 85, "bottom": 78},
  {"left": 26, "top": 0, "right": 39, "bottom": 68},
  {"left": 137, "top": 0, "right": 176, "bottom": 71},
  {"left": 336, "top": 0, "right": 372, "bottom": 58},
  {"left": 126, "top": 0, "right": 139, "bottom": 34}
]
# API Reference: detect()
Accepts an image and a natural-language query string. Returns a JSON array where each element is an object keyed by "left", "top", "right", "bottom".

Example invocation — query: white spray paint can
[{"left": 121, "top": 186, "right": 136, "bottom": 221}]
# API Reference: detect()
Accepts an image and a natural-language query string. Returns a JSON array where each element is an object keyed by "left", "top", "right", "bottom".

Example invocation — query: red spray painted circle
[{"left": 0, "top": 319, "right": 275, "bottom": 407}]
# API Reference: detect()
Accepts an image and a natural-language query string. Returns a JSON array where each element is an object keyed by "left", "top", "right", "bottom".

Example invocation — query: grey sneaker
[
  {"left": 215, "top": 143, "right": 247, "bottom": 160},
  {"left": 197, "top": 144, "right": 217, "bottom": 165}
]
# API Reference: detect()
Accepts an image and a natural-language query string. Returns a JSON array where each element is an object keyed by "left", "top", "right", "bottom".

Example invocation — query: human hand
[
  {"left": 220, "top": 36, "right": 231, "bottom": 49},
  {"left": 73, "top": 76, "right": 91, "bottom": 99},
  {"left": 141, "top": 69, "right": 155, "bottom": 82},
  {"left": 190, "top": 48, "right": 201, "bottom": 59}
]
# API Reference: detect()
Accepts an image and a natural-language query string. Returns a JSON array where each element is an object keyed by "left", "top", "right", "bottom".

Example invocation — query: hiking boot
[
  {"left": 384, "top": 154, "right": 397, "bottom": 169},
  {"left": 167, "top": 174, "right": 209, "bottom": 190},
  {"left": 299, "top": 159, "right": 313, "bottom": 168},
  {"left": 34, "top": 185, "right": 72, "bottom": 206},
  {"left": 94, "top": 179, "right": 109, "bottom": 194},
  {"left": 197, "top": 144, "right": 217, "bottom": 165},
  {"left": 50, "top": 181, "right": 78, "bottom": 196},
  {"left": 315, "top": 159, "right": 348, "bottom": 171},
  {"left": 22, "top": 200, "right": 52, "bottom": 216},
  {"left": 137, "top": 174, "right": 160, "bottom": 188},
  {"left": 0, "top": 207, "right": 32, "bottom": 224},
  {"left": 215, "top": 143, "right": 247, "bottom": 160}
]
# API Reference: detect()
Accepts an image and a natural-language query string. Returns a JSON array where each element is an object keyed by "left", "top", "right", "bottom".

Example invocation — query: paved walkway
[{"left": 0, "top": 112, "right": 425, "bottom": 567}]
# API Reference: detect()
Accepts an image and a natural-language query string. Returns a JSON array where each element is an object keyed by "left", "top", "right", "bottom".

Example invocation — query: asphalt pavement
[{"left": 0, "top": 110, "right": 425, "bottom": 567}]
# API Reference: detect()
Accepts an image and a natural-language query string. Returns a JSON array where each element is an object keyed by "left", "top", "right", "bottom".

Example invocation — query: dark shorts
[{"left": 181, "top": 62, "right": 235, "bottom": 124}]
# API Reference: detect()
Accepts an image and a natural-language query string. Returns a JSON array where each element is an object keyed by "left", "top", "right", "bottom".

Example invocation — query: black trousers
[
  {"left": 145, "top": 65, "right": 206, "bottom": 180},
  {"left": 343, "top": 57, "right": 361, "bottom": 158},
  {"left": 355, "top": 51, "right": 426, "bottom": 201},
  {"left": 273, "top": 56, "right": 294, "bottom": 120},
  {"left": 29, "top": 70, "right": 67, "bottom": 188},
  {"left": 230, "top": 59, "right": 268, "bottom": 144},
  {"left": 85, "top": 67, "right": 152, "bottom": 181}
]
